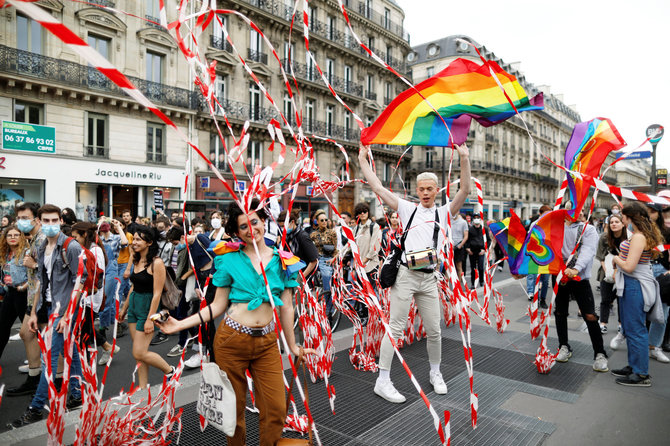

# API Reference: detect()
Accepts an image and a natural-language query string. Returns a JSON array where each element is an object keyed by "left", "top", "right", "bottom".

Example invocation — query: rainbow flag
[{"left": 361, "top": 58, "right": 544, "bottom": 146}]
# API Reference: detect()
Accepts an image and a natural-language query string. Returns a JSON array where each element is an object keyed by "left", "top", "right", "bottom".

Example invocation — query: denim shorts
[{"left": 127, "top": 291, "right": 153, "bottom": 331}]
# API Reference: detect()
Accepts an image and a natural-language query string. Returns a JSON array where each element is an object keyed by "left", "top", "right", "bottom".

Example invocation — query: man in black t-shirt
[{"left": 278, "top": 210, "right": 318, "bottom": 280}]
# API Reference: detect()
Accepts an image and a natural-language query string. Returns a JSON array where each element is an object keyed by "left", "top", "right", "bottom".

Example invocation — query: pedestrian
[
  {"left": 6, "top": 202, "right": 46, "bottom": 397},
  {"left": 156, "top": 199, "right": 315, "bottom": 445},
  {"left": 358, "top": 142, "right": 471, "bottom": 403},
  {"left": 118, "top": 225, "right": 175, "bottom": 389},
  {"left": 381, "top": 210, "right": 401, "bottom": 256},
  {"left": 554, "top": 208, "right": 609, "bottom": 373},
  {"left": 643, "top": 203, "right": 670, "bottom": 363},
  {"left": 1, "top": 214, "right": 15, "bottom": 231},
  {"left": 116, "top": 219, "right": 134, "bottom": 338},
  {"left": 466, "top": 217, "right": 486, "bottom": 288},
  {"left": 595, "top": 213, "right": 628, "bottom": 337},
  {"left": 451, "top": 213, "right": 468, "bottom": 284},
  {"left": 11, "top": 204, "right": 87, "bottom": 427},
  {"left": 310, "top": 209, "right": 338, "bottom": 318},
  {"left": 335, "top": 211, "right": 353, "bottom": 252},
  {"left": 349, "top": 202, "right": 382, "bottom": 321},
  {"left": 97, "top": 219, "right": 128, "bottom": 347},
  {"left": 207, "top": 210, "right": 227, "bottom": 241},
  {"left": 0, "top": 225, "right": 30, "bottom": 360},
  {"left": 525, "top": 205, "right": 553, "bottom": 309},
  {"left": 278, "top": 209, "right": 319, "bottom": 279},
  {"left": 611, "top": 202, "right": 664, "bottom": 386}
]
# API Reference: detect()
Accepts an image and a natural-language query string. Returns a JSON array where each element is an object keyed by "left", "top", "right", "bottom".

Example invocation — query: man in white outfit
[{"left": 358, "top": 142, "right": 471, "bottom": 403}]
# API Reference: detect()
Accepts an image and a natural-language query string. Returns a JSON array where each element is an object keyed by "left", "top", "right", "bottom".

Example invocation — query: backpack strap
[
  {"left": 400, "top": 208, "right": 418, "bottom": 252},
  {"left": 60, "top": 237, "right": 74, "bottom": 268},
  {"left": 432, "top": 209, "right": 440, "bottom": 250}
]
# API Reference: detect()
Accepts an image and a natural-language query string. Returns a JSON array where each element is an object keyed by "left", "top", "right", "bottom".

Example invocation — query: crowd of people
[{"left": 0, "top": 144, "right": 668, "bottom": 443}]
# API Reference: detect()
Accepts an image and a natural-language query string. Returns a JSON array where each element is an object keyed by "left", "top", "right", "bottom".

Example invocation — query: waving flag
[{"left": 361, "top": 58, "right": 544, "bottom": 146}]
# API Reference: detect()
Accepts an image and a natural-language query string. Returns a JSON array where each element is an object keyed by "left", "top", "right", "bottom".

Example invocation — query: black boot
[
  {"left": 662, "top": 321, "right": 670, "bottom": 352},
  {"left": 6, "top": 374, "right": 40, "bottom": 397}
]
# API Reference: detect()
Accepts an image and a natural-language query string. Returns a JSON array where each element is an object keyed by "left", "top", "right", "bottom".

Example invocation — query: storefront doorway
[
  {"left": 338, "top": 185, "right": 354, "bottom": 216},
  {"left": 112, "top": 186, "right": 138, "bottom": 217}
]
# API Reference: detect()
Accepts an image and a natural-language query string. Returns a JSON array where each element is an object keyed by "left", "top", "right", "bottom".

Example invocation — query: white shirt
[
  {"left": 85, "top": 245, "right": 106, "bottom": 312},
  {"left": 397, "top": 198, "right": 451, "bottom": 259},
  {"left": 44, "top": 251, "right": 53, "bottom": 303}
]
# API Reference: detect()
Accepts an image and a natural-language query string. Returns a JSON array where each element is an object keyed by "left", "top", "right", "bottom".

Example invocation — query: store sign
[
  {"left": 153, "top": 189, "right": 164, "bottom": 210},
  {"left": 2, "top": 121, "right": 56, "bottom": 154},
  {"left": 657, "top": 169, "right": 667, "bottom": 186},
  {"left": 306, "top": 186, "right": 313, "bottom": 196},
  {"left": 94, "top": 168, "right": 162, "bottom": 180},
  {"left": 234, "top": 181, "right": 246, "bottom": 192},
  {"left": 200, "top": 177, "right": 210, "bottom": 189}
]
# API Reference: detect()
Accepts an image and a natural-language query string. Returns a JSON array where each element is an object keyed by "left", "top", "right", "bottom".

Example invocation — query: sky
[{"left": 394, "top": 0, "right": 670, "bottom": 168}]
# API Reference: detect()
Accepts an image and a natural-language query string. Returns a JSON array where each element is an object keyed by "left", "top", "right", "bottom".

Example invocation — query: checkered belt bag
[{"left": 225, "top": 317, "right": 275, "bottom": 337}]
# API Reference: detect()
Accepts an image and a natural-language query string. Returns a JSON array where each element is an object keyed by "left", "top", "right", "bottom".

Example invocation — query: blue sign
[
  {"left": 200, "top": 176, "right": 210, "bottom": 189},
  {"left": 235, "top": 180, "right": 246, "bottom": 192},
  {"left": 615, "top": 150, "right": 652, "bottom": 160}
]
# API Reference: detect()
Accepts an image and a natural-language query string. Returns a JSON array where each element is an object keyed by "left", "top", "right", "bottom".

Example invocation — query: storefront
[{"left": 1, "top": 151, "right": 185, "bottom": 218}]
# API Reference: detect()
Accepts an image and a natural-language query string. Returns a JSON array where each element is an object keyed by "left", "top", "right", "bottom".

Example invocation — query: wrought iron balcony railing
[
  {"left": 281, "top": 59, "right": 363, "bottom": 96},
  {"left": 247, "top": 48, "right": 268, "bottom": 64},
  {"left": 210, "top": 35, "right": 233, "bottom": 53}
]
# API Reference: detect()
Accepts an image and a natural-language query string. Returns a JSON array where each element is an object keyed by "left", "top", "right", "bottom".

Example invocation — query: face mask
[
  {"left": 160, "top": 230, "right": 167, "bottom": 237},
  {"left": 176, "top": 243, "right": 186, "bottom": 250},
  {"left": 16, "top": 219, "right": 34, "bottom": 233},
  {"left": 627, "top": 223, "right": 633, "bottom": 232},
  {"left": 285, "top": 226, "right": 294, "bottom": 235},
  {"left": 42, "top": 224, "right": 60, "bottom": 237},
  {"left": 612, "top": 209, "right": 620, "bottom": 215},
  {"left": 211, "top": 218, "right": 222, "bottom": 229},
  {"left": 473, "top": 219, "right": 482, "bottom": 226}
]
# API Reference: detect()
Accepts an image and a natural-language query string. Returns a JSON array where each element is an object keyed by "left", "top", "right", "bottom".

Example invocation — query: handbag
[
  {"left": 322, "top": 244, "right": 335, "bottom": 256},
  {"left": 278, "top": 348, "right": 313, "bottom": 445},
  {"left": 406, "top": 248, "right": 438, "bottom": 270},
  {"left": 379, "top": 208, "right": 417, "bottom": 289},
  {"left": 161, "top": 267, "right": 182, "bottom": 310},
  {"left": 655, "top": 271, "right": 670, "bottom": 305},
  {"left": 196, "top": 361, "right": 237, "bottom": 436},
  {"left": 603, "top": 253, "right": 616, "bottom": 283}
]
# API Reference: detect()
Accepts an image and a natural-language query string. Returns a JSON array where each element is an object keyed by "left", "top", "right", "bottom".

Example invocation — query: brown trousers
[{"left": 214, "top": 322, "right": 286, "bottom": 446}]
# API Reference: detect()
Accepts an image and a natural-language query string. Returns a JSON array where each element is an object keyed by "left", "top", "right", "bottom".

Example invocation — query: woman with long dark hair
[
  {"left": 612, "top": 202, "right": 664, "bottom": 386},
  {"left": 595, "top": 214, "right": 628, "bottom": 336},
  {"left": 157, "top": 199, "right": 315, "bottom": 445},
  {"left": 644, "top": 204, "right": 670, "bottom": 363},
  {"left": 0, "top": 225, "right": 29, "bottom": 359},
  {"left": 118, "top": 226, "right": 174, "bottom": 389}
]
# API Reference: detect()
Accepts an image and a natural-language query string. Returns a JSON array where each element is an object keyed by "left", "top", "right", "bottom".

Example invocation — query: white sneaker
[
  {"left": 429, "top": 370, "right": 447, "bottom": 394},
  {"left": 374, "top": 378, "right": 406, "bottom": 403},
  {"left": 167, "top": 344, "right": 183, "bottom": 358},
  {"left": 18, "top": 364, "right": 29, "bottom": 374},
  {"left": 184, "top": 352, "right": 202, "bottom": 369},
  {"left": 650, "top": 347, "right": 670, "bottom": 363},
  {"left": 610, "top": 332, "right": 625, "bottom": 350},
  {"left": 556, "top": 345, "right": 572, "bottom": 362},
  {"left": 9, "top": 333, "right": 21, "bottom": 341},
  {"left": 98, "top": 345, "right": 121, "bottom": 365},
  {"left": 593, "top": 353, "right": 609, "bottom": 372}
]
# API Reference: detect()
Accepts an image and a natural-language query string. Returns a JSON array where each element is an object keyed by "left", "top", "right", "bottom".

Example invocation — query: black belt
[{"left": 401, "top": 263, "right": 435, "bottom": 274}]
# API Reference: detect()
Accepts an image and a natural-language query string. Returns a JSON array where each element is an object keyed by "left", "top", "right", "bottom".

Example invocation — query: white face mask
[
  {"left": 473, "top": 218, "right": 482, "bottom": 226},
  {"left": 211, "top": 218, "right": 222, "bottom": 229}
]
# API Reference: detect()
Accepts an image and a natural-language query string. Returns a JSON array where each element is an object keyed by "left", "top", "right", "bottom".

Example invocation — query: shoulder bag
[
  {"left": 160, "top": 260, "right": 182, "bottom": 310},
  {"left": 379, "top": 208, "right": 417, "bottom": 289},
  {"left": 196, "top": 360, "right": 236, "bottom": 436}
]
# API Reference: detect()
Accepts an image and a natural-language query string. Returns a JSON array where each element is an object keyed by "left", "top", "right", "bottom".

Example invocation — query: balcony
[
  {"left": 0, "top": 45, "right": 196, "bottom": 110},
  {"left": 365, "top": 91, "right": 377, "bottom": 101},
  {"left": 281, "top": 59, "right": 363, "bottom": 96},
  {"left": 384, "top": 96, "right": 393, "bottom": 105},
  {"left": 355, "top": 2, "right": 410, "bottom": 42},
  {"left": 247, "top": 48, "right": 268, "bottom": 65},
  {"left": 89, "top": 0, "right": 115, "bottom": 6},
  {"left": 144, "top": 14, "right": 163, "bottom": 29},
  {"left": 84, "top": 145, "right": 109, "bottom": 159},
  {"left": 211, "top": 35, "right": 233, "bottom": 53},
  {"left": 146, "top": 152, "right": 166, "bottom": 164}
]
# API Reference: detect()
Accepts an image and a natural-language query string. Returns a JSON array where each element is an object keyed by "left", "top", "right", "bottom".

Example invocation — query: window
[
  {"left": 363, "top": 0, "right": 372, "bottom": 18},
  {"left": 384, "top": 8, "right": 391, "bottom": 29},
  {"left": 146, "top": 51, "right": 163, "bottom": 83},
  {"left": 209, "top": 133, "right": 229, "bottom": 171},
  {"left": 306, "top": 51, "right": 316, "bottom": 81},
  {"left": 283, "top": 93, "right": 294, "bottom": 125},
  {"left": 307, "top": 6, "right": 317, "bottom": 31},
  {"left": 344, "top": 26, "right": 353, "bottom": 49},
  {"left": 13, "top": 101, "right": 43, "bottom": 125},
  {"left": 425, "top": 150, "right": 434, "bottom": 169},
  {"left": 86, "top": 113, "right": 108, "bottom": 158},
  {"left": 250, "top": 29, "right": 262, "bottom": 54},
  {"left": 283, "top": 41, "right": 294, "bottom": 65},
  {"left": 213, "top": 14, "right": 227, "bottom": 39},
  {"left": 248, "top": 141, "right": 262, "bottom": 168},
  {"left": 215, "top": 74, "right": 227, "bottom": 114},
  {"left": 305, "top": 99, "right": 315, "bottom": 132},
  {"left": 326, "top": 58, "right": 335, "bottom": 84},
  {"left": 383, "top": 162, "right": 391, "bottom": 182},
  {"left": 386, "top": 46, "right": 393, "bottom": 64},
  {"left": 146, "top": 0, "right": 160, "bottom": 18},
  {"left": 365, "top": 116, "right": 373, "bottom": 127},
  {"left": 147, "top": 123, "right": 165, "bottom": 164},
  {"left": 17, "top": 14, "right": 42, "bottom": 53},
  {"left": 367, "top": 36, "right": 374, "bottom": 51},
  {"left": 344, "top": 112, "right": 351, "bottom": 139},
  {"left": 366, "top": 74, "right": 375, "bottom": 99},
  {"left": 326, "top": 105, "right": 334, "bottom": 136},
  {"left": 87, "top": 34, "right": 111, "bottom": 88},
  {"left": 328, "top": 15, "right": 336, "bottom": 40},
  {"left": 344, "top": 65, "right": 352, "bottom": 93},
  {"left": 249, "top": 83, "right": 261, "bottom": 121},
  {"left": 426, "top": 66, "right": 434, "bottom": 78},
  {"left": 384, "top": 81, "right": 393, "bottom": 103}
]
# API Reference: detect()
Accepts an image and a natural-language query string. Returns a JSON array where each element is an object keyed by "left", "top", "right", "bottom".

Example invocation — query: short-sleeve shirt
[
  {"left": 397, "top": 198, "right": 451, "bottom": 258},
  {"left": 451, "top": 217, "right": 468, "bottom": 246},
  {"left": 212, "top": 248, "right": 299, "bottom": 310}
]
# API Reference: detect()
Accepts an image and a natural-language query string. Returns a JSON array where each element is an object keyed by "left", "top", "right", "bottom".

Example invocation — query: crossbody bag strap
[
  {"left": 432, "top": 209, "right": 440, "bottom": 250},
  {"left": 195, "top": 236, "right": 214, "bottom": 262},
  {"left": 399, "top": 208, "right": 418, "bottom": 251}
]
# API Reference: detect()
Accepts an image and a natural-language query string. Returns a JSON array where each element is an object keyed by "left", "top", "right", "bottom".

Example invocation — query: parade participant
[
  {"left": 381, "top": 210, "right": 401, "bottom": 255},
  {"left": 554, "top": 208, "right": 609, "bottom": 373},
  {"left": 118, "top": 226, "right": 175, "bottom": 389},
  {"left": 121, "top": 209, "right": 139, "bottom": 236},
  {"left": 116, "top": 219, "right": 134, "bottom": 337},
  {"left": 6, "top": 203, "right": 45, "bottom": 397},
  {"left": 208, "top": 210, "right": 227, "bottom": 241},
  {"left": 11, "top": 204, "right": 86, "bottom": 427},
  {"left": 335, "top": 211, "right": 353, "bottom": 252},
  {"left": 0, "top": 226, "right": 30, "bottom": 360},
  {"left": 595, "top": 214, "right": 628, "bottom": 336},
  {"left": 451, "top": 213, "right": 468, "bottom": 283},
  {"left": 525, "top": 205, "right": 552, "bottom": 309},
  {"left": 310, "top": 209, "right": 338, "bottom": 317},
  {"left": 466, "top": 216, "right": 486, "bottom": 288},
  {"left": 611, "top": 202, "right": 664, "bottom": 386},
  {"left": 156, "top": 199, "right": 315, "bottom": 445},
  {"left": 358, "top": 142, "right": 471, "bottom": 403},
  {"left": 278, "top": 209, "right": 319, "bottom": 279},
  {"left": 1, "top": 214, "right": 14, "bottom": 231},
  {"left": 97, "top": 219, "right": 128, "bottom": 346}
]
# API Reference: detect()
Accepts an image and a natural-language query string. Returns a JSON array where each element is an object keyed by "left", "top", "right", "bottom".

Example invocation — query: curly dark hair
[
  {"left": 225, "top": 199, "right": 268, "bottom": 235},
  {"left": 621, "top": 202, "right": 664, "bottom": 257},
  {"left": 354, "top": 202, "right": 370, "bottom": 217},
  {"left": 71, "top": 222, "right": 108, "bottom": 265},
  {"left": 132, "top": 225, "right": 160, "bottom": 265}
]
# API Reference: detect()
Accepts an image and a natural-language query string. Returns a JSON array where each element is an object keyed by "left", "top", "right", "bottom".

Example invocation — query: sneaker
[
  {"left": 8, "top": 407, "right": 43, "bottom": 429},
  {"left": 429, "top": 370, "right": 447, "bottom": 394},
  {"left": 610, "top": 332, "right": 625, "bottom": 350},
  {"left": 593, "top": 353, "right": 609, "bottom": 372},
  {"left": 615, "top": 373, "right": 651, "bottom": 387},
  {"left": 649, "top": 347, "right": 670, "bottom": 363},
  {"left": 66, "top": 395, "right": 83, "bottom": 410},
  {"left": 539, "top": 300, "right": 548, "bottom": 310},
  {"left": 498, "top": 266, "right": 503, "bottom": 272},
  {"left": 556, "top": 345, "right": 572, "bottom": 363},
  {"left": 164, "top": 366, "right": 176, "bottom": 381},
  {"left": 98, "top": 345, "right": 120, "bottom": 365},
  {"left": 150, "top": 331, "right": 169, "bottom": 346},
  {"left": 6, "top": 374, "right": 40, "bottom": 397},
  {"left": 167, "top": 344, "right": 184, "bottom": 357},
  {"left": 611, "top": 365, "right": 633, "bottom": 378},
  {"left": 9, "top": 332, "right": 21, "bottom": 341},
  {"left": 184, "top": 353, "right": 202, "bottom": 369},
  {"left": 18, "top": 364, "right": 29, "bottom": 374},
  {"left": 374, "top": 378, "right": 406, "bottom": 403},
  {"left": 600, "top": 324, "right": 607, "bottom": 334}
]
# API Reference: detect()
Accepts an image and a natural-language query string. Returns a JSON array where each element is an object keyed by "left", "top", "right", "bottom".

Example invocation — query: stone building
[
  {"left": 0, "top": 0, "right": 411, "bottom": 220},
  {"left": 407, "top": 35, "right": 617, "bottom": 220}
]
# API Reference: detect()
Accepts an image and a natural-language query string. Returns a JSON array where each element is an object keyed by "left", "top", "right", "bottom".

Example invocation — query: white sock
[
  {"left": 430, "top": 363, "right": 441, "bottom": 373},
  {"left": 28, "top": 367, "right": 41, "bottom": 377},
  {"left": 378, "top": 369, "right": 390, "bottom": 381}
]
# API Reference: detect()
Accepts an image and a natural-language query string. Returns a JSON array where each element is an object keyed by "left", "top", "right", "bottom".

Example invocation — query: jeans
[
  {"left": 116, "top": 262, "right": 131, "bottom": 305},
  {"left": 99, "top": 260, "right": 119, "bottom": 328},
  {"left": 554, "top": 279, "right": 606, "bottom": 358},
  {"left": 31, "top": 313, "right": 82, "bottom": 410},
  {"left": 0, "top": 287, "right": 27, "bottom": 359},
  {"left": 526, "top": 274, "right": 549, "bottom": 302},
  {"left": 649, "top": 263, "right": 669, "bottom": 347},
  {"left": 599, "top": 280, "right": 619, "bottom": 324},
  {"left": 620, "top": 275, "right": 649, "bottom": 375},
  {"left": 318, "top": 256, "right": 333, "bottom": 314},
  {"left": 469, "top": 251, "right": 485, "bottom": 286}
]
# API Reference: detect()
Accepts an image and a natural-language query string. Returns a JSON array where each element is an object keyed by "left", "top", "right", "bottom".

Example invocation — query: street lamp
[{"left": 648, "top": 124, "right": 665, "bottom": 194}]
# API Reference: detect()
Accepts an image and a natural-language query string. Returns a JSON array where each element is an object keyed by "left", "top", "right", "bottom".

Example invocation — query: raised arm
[
  {"left": 358, "top": 143, "right": 399, "bottom": 211},
  {"left": 449, "top": 144, "right": 471, "bottom": 214}
]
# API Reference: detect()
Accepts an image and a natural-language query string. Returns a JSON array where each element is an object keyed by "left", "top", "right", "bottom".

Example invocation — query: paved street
[{"left": 1, "top": 265, "right": 668, "bottom": 445}]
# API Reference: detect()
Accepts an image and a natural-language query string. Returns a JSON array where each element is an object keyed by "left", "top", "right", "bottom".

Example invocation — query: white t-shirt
[
  {"left": 85, "top": 245, "right": 106, "bottom": 312},
  {"left": 44, "top": 251, "right": 53, "bottom": 303},
  {"left": 397, "top": 198, "right": 451, "bottom": 260}
]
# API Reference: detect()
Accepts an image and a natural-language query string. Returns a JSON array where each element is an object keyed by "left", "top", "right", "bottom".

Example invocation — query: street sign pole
[{"left": 647, "top": 124, "right": 664, "bottom": 193}]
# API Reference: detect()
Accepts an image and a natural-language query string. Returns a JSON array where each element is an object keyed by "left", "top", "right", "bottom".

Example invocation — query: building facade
[
  {"left": 0, "top": 0, "right": 411, "bottom": 220},
  {"left": 407, "top": 35, "right": 615, "bottom": 220}
]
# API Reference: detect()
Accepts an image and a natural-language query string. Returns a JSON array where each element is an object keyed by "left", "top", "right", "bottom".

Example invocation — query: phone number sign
[{"left": 2, "top": 121, "right": 56, "bottom": 154}]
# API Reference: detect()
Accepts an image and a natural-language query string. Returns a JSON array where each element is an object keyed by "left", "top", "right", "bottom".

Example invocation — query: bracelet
[{"left": 197, "top": 311, "right": 205, "bottom": 325}]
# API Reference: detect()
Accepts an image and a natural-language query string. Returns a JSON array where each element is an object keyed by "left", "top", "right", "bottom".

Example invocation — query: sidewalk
[{"left": 1, "top": 278, "right": 669, "bottom": 445}]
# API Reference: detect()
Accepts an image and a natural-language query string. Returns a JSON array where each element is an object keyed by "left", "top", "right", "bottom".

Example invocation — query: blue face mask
[
  {"left": 16, "top": 219, "right": 34, "bottom": 233},
  {"left": 176, "top": 243, "right": 186, "bottom": 250},
  {"left": 627, "top": 223, "right": 634, "bottom": 232},
  {"left": 285, "top": 227, "right": 294, "bottom": 235},
  {"left": 42, "top": 224, "right": 60, "bottom": 237}
]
